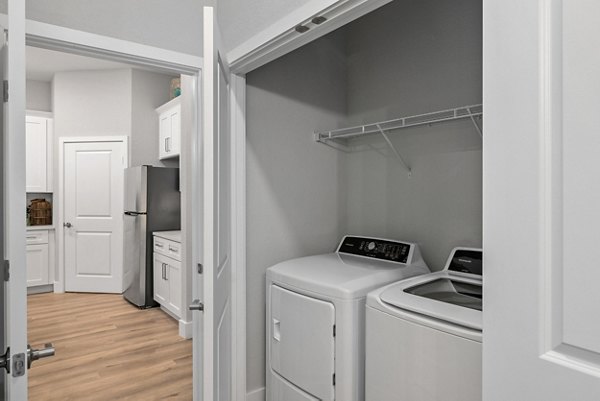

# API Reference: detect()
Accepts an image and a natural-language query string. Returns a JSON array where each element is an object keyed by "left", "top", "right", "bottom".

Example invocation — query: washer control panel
[{"left": 337, "top": 236, "right": 411, "bottom": 264}]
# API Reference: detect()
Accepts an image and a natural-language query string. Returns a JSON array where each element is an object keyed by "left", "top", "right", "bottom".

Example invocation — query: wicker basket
[{"left": 29, "top": 199, "right": 52, "bottom": 226}]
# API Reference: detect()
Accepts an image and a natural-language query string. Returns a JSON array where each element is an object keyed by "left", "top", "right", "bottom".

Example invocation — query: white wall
[
  {"left": 131, "top": 69, "right": 178, "bottom": 167},
  {"left": 343, "top": 0, "right": 483, "bottom": 270},
  {"left": 53, "top": 69, "right": 132, "bottom": 139},
  {"left": 218, "top": 0, "right": 316, "bottom": 53},
  {"left": 26, "top": 79, "right": 52, "bottom": 112},
  {"left": 25, "top": 0, "right": 204, "bottom": 56},
  {"left": 246, "top": 29, "right": 348, "bottom": 395}
]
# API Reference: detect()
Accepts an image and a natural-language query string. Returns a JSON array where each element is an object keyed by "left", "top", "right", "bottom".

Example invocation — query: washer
[
  {"left": 266, "top": 235, "right": 430, "bottom": 401},
  {"left": 365, "top": 247, "right": 483, "bottom": 401}
]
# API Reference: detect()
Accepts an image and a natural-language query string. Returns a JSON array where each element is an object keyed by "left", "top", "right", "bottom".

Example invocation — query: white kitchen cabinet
[
  {"left": 26, "top": 244, "right": 49, "bottom": 287},
  {"left": 153, "top": 253, "right": 169, "bottom": 306},
  {"left": 25, "top": 114, "right": 53, "bottom": 193},
  {"left": 156, "top": 97, "right": 181, "bottom": 160},
  {"left": 153, "top": 233, "right": 182, "bottom": 319},
  {"left": 26, "top": 229, "right": 52, "bottom": 288}
]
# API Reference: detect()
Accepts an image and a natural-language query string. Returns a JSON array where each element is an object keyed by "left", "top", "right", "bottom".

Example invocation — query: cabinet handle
[
  {"left": 26, "top": 236, "right": 37, "bottom": 240},
  {"left": 165, "top": 264, "right": 169, "bottom": 281},
  {"left": 164, "top": 138, "right": 168, "bottom": 152},
  {"left": 168, "top": 246, "right": 178, "bottom": 253},
  {"left": 166, "top": 137, "right": 171, "bottom": 152},
  {"left": 162, "top": 263, "right": 166, "bottom": 280},
  {"left": 156, "top": 242, "right": 164, "bottom": 248}
]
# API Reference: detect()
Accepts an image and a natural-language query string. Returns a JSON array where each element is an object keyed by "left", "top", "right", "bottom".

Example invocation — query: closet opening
[{"left": 243, "top": 0, "right": 483, "bottom": 398}]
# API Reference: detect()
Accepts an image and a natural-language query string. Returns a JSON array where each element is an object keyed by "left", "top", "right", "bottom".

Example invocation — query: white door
[
  {"left": 484, "top": 0, "right": 600, "bottom": 400},
  {"left": 2, "top": 1, "right": 29, "bottom": 398},
  {"left": 63, "top": 140, "right": 126, "bottom": 293},
  {"left": 193, "top": 6, "right": 233, "bottom": 401},
  {"left": 25, "top": 116, "right": 48, "bottom": 192}
]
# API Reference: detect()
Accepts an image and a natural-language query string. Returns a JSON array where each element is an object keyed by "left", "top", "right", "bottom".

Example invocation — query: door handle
[
  {"left": 273, "top": 319, "right": 281, "bottom": 342},
  {"left": 27, "top": 343, "right": 55, "bottom": 368},
  {"left": 63, "top": 222, "right": 72, "bottom": 228},
  {"left": 189, "top": 299, "right": 204, "bottom": 311}
]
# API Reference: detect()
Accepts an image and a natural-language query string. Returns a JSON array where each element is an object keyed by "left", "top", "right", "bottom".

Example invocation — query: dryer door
[{"left": 270, "top": 285, "right": 335, "bottom": 401}]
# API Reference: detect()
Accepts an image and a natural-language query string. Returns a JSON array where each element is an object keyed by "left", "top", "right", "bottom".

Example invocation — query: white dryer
[
  {"left": 266, "top": 236, "right": 430, "bottom": 401},
  {"left": 365, "top": 247, "right": 483, "bottom": 401}
]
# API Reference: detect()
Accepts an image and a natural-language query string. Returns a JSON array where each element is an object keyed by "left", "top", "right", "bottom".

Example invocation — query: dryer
[
  {"left": 266, "top": 235, "right": 430, "bottom": 401},
  {"left": 365, "top": 247, "right": 483, "bottom": 401}
]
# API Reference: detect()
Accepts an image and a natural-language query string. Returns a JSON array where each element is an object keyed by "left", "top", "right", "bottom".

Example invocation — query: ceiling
[{"left": 26, "top": 46, "right": 133, "bottom": 82}]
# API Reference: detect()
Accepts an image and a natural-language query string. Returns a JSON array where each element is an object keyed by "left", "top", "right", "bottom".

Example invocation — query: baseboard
[
  {"left": 28, "top": 284, "right": 54, "bottom": 295},
  {"left": 179, "top": 319, "right": 192, "bottom": 339},
  {"left": 247, "top": 387, "right": 265, "bottom": 401}
]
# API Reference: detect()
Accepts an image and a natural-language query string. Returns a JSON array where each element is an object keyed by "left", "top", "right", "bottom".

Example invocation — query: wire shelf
[
  {"left": 314, "top": 104, "right": 483, "bottom": 143},
  {"left": 313, "top": 104, "right": 483, "bottom": 177}
]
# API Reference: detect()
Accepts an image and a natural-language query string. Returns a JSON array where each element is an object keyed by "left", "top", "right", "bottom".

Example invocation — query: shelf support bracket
[
  {"left": 376, "top": 124, "right": 411, "bottom": 177},
  {"left": 467, "top": 107, "right": 483, "bottom": 137}
]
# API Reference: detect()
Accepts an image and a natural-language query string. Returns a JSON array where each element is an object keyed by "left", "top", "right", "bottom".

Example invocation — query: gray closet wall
[
  {"left": 344, "top": 0, "right": 483, "bottom": 271},
  {"left": 246, "top": 30, "right": 348, "bottom": 396},
  {"left": 246, "top": 0, "right": 482, "bottom": 395}
]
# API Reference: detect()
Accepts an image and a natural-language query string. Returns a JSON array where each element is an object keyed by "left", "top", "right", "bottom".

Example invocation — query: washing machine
[
  {"left": 266, "top": 235, "right": 430, "bottom": 401},
  {"left": 365, "top": 247, "right": 483, "bottom": 401}
]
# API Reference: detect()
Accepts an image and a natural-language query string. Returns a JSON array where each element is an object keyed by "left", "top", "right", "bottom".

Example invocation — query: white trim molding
[
  {"left": 230, "top": 73, "right": 247, "bottom": 401},
  {"left": 228, "top": 0, "right": 391, "bottom": 74},
  {"left": 25, "top": 20, "right": 202, "bottom": 75}
]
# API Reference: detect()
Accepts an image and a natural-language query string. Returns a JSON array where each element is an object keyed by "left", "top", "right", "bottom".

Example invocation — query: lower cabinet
[
  {"left": 26, "top": 229, "right": 53, "bottom": 288},
  {"left": 26, "top": 243, "right": 49, "bottom": 286},
  {"left": 153, "top": 247, "right": 182, "bottom": 319}
]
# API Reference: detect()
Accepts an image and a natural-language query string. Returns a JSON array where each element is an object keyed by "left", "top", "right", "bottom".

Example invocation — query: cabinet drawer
[
  {"left": 26, "top": 230, "right": 49, "bottom": 245},
  {"left": 154, "top": 236, "right": 182, "bottom": 261}
]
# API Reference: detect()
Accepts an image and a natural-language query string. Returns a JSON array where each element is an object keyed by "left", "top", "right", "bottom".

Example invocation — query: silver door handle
[
  {"left": 189, "top": 299, "right": 204, "bottom": 311},
  {"left": 27, "top": 343, "right": 55, "bottom": 368},
  {"left": 63, "top": 222, "right": 72, "bottom": 228}
]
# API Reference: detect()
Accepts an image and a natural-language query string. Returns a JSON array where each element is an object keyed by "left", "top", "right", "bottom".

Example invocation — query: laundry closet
[{"left": 245, "top": 0, "right": 482, "bottom": 397}]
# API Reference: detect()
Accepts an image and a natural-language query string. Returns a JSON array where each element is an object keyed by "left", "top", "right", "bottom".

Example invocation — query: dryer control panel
[{"left": 337, "top": 236, "right": 411, "bottom": 264}]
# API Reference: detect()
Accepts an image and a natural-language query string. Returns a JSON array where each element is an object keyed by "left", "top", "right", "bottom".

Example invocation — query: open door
[
  {"left": 1, "top": 0, "right": 28, "bottom": 399},
  {"left": 191, "top": 6, "right": 233, "bottom": 401},
  {"left": 484, "top": 0, "right": 600, "bottom": 399}
]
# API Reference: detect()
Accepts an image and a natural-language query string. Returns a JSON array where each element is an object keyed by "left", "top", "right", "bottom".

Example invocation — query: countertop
[
  {"left": 153, "top": 230, "right": 181, "bottom": 243},
  {"left": 27, "top": 225, "right": 55, "bottom": 231}
]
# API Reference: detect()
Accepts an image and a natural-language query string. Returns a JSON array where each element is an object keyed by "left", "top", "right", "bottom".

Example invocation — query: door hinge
[
  {"left": 3, "top": 80, "right": 8, "bottom": 103},
  {"left": 333, "top": 324, "right": 336, "bottom": 337},
  {"left": 332, "top": 373, "right": 336, "bottom": 386},
  {"left": 3, "top": 260, "right": 9, "bottom": 281}
]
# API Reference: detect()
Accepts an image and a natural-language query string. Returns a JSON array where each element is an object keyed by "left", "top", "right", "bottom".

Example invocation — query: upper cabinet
[
  {"left": 26, "top": 114, "right": 53, "bottom": 193},
  {"left": 156, "top": 97, "right": 181, "bottom": 160}
]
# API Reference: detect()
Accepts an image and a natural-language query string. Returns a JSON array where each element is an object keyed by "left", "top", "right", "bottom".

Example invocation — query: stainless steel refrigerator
[{"left": 123, "top": 166, "right": 181, "bottom": 308}]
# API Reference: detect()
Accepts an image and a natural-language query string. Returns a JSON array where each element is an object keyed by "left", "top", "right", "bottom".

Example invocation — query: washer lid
[
  {"left": 267, "top": 252, "right": 429, "bottom": 300},
  {"left": 379, "top": 272, "right": 483, "bottom": 330}
]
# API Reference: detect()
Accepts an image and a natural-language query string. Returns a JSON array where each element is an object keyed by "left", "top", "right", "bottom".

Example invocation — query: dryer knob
[{"left": 368, "top": 242, "right": 376, "bottom": 251}]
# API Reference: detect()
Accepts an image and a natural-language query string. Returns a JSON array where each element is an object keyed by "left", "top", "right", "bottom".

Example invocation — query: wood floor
[{"left": 27, "top": 293, "right": 192, "bottom": 400}]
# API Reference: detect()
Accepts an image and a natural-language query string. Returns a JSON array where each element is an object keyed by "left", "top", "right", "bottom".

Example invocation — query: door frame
[
  {"left": 56, "top": 136, "right": 129, "bottom": 293},
  {"left": 16, "top": 17, "right": 240, "bottom": 401}
]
